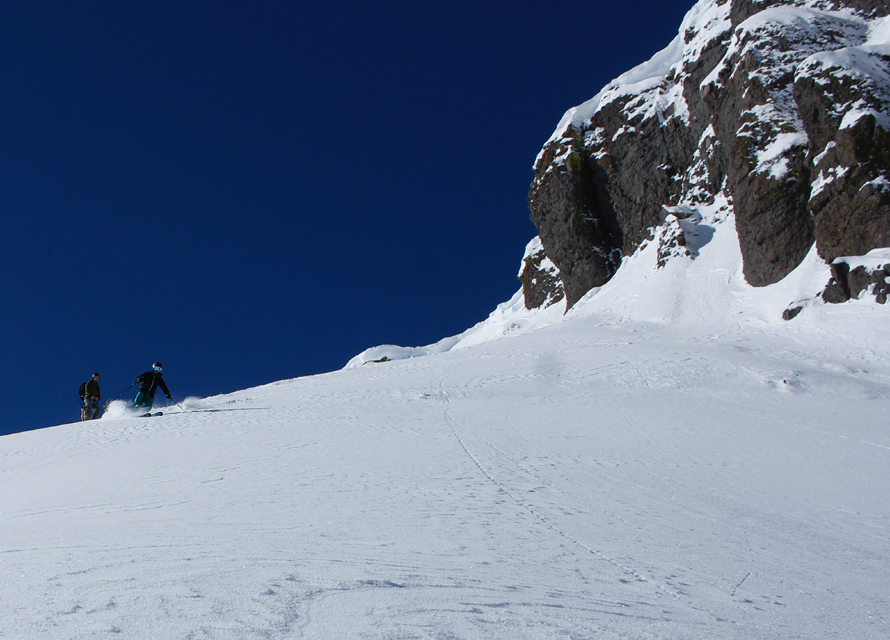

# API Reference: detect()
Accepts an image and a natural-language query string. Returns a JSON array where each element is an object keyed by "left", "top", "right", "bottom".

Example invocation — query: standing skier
[
  {"left": 133, "top": 362, "right": 171, "bottom": 413},
  {"left": 81, "top": 372, "right": 102, "bottom": 420}
]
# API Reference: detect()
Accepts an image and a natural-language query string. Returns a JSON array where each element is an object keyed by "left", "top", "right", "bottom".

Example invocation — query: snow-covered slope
[
  {"left": 3, "top": 281, "right": 889, "bottom": 638},
  {"left": 3, "top": 2, "right": 889, "bottom": 636}
]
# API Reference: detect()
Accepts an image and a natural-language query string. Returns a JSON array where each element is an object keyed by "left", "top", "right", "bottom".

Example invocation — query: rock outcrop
[
  {"left": 518, "top": 237, "right": 565, "bottom": 310},
  {"left": 821, "top": 257, "right": 890, "bottom": 303},
  {"left": 526, "top": 0, "right": 890, "bottom": 310}
]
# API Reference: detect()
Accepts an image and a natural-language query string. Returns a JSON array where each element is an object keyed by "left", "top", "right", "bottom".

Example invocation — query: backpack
[{"left": 79, "top": 381, "right": 88, "bottom": 399}]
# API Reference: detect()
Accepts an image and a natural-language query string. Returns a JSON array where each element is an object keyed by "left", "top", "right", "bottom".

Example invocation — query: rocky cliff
[{"left": 524, "top": 0, "right": 890, "bottom": 312}]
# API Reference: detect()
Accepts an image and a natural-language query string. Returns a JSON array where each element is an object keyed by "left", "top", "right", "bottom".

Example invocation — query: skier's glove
[{"left": 166, "top": 394, "right": 172, "bottom": 399}]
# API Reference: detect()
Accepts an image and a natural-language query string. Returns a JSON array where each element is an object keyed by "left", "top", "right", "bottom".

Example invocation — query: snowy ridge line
[
  {"left": 544, "top": 0, "right": 889, "bottom": 147},
  {"left": 542, "top": 0, "right": 731, "bottom": 147},
  {"left": 347, "top": 207, "right": 888, "bottom": 368}
]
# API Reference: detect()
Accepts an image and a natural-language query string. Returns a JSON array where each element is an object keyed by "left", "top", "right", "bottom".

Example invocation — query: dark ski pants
[{"left": 133, "top": 391, "right": 154, "bottom": 410}]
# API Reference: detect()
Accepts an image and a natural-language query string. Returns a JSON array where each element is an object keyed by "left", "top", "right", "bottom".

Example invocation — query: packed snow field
[{"left": 3, "top": 280, "right": 889, "bottom": 638}]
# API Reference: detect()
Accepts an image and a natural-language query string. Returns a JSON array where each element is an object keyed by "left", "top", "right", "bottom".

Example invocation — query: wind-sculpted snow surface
[{"left": 2, "top": 303, "right": 889, "bottom": 638}]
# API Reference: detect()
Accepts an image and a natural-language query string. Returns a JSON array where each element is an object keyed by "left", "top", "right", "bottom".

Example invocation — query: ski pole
[
  {"left": 169, "top": 397, "right": 187, "bottom": 413},
  {"left": 105, "top": 382, "right": 137, "bottom": 409}
]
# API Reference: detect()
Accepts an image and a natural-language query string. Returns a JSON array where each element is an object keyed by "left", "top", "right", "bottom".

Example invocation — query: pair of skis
[{"left": 139, "top": 412, "right": 164, "bottom": 418}]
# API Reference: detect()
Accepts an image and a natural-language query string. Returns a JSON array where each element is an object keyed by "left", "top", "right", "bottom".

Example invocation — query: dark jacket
[
  {"left": 135, "top": 370, "right": 170, "bottom": 398},
  {"left": 85, "top": 379, "right": 101, "bottom": 400}
]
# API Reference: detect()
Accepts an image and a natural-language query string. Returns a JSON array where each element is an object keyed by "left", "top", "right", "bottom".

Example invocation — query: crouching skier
[{"left": 133, "top": 362, "right": 171, "bottom": 414}]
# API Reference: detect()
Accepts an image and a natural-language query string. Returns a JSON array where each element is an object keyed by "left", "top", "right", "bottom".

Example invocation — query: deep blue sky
[{"left": 1, "top": 1, "right": 692, "bottom": 435}]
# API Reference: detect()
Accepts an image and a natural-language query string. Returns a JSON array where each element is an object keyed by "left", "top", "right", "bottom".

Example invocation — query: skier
[
  {"left": 81, "top": 372, "right": 102, "bottom": 421},
  {"left": 133, "top": 362, "right": 171, "bottom": 413}
]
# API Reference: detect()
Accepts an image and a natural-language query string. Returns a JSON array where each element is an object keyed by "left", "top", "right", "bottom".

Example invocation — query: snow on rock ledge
[{"left": 529, "top": 0, "right": 890, "bottom": 307}]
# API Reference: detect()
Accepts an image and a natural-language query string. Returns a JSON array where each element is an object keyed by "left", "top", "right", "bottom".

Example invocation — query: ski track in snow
[{"left": 2, "top": 318, "right": 887, "bottom": 639}]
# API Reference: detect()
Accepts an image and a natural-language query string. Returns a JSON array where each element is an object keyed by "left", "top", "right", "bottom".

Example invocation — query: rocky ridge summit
[{"left": 523, "top": 0, "right": 890, "bottom": 313}]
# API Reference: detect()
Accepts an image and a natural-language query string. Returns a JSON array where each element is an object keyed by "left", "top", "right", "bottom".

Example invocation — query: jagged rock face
[
  {"left": 528, "top": 0, "right": 890, "bottom": 308},
  {"left": 797, "top": 92, "right": 890, "bottom": 261},
  {"left": 528, "top": 131, "right": 622, "bottom": 308},
  {"left": 518, "top": 241, "right": 565, "bottom": 310}
]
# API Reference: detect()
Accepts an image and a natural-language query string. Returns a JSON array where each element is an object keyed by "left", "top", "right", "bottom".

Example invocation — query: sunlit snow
[
  {"left": 4, "top": 0, "right": 890, "bottom": 637},
  {"left": 3, "top": 197, "right": 889, "bottom": 639}
]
